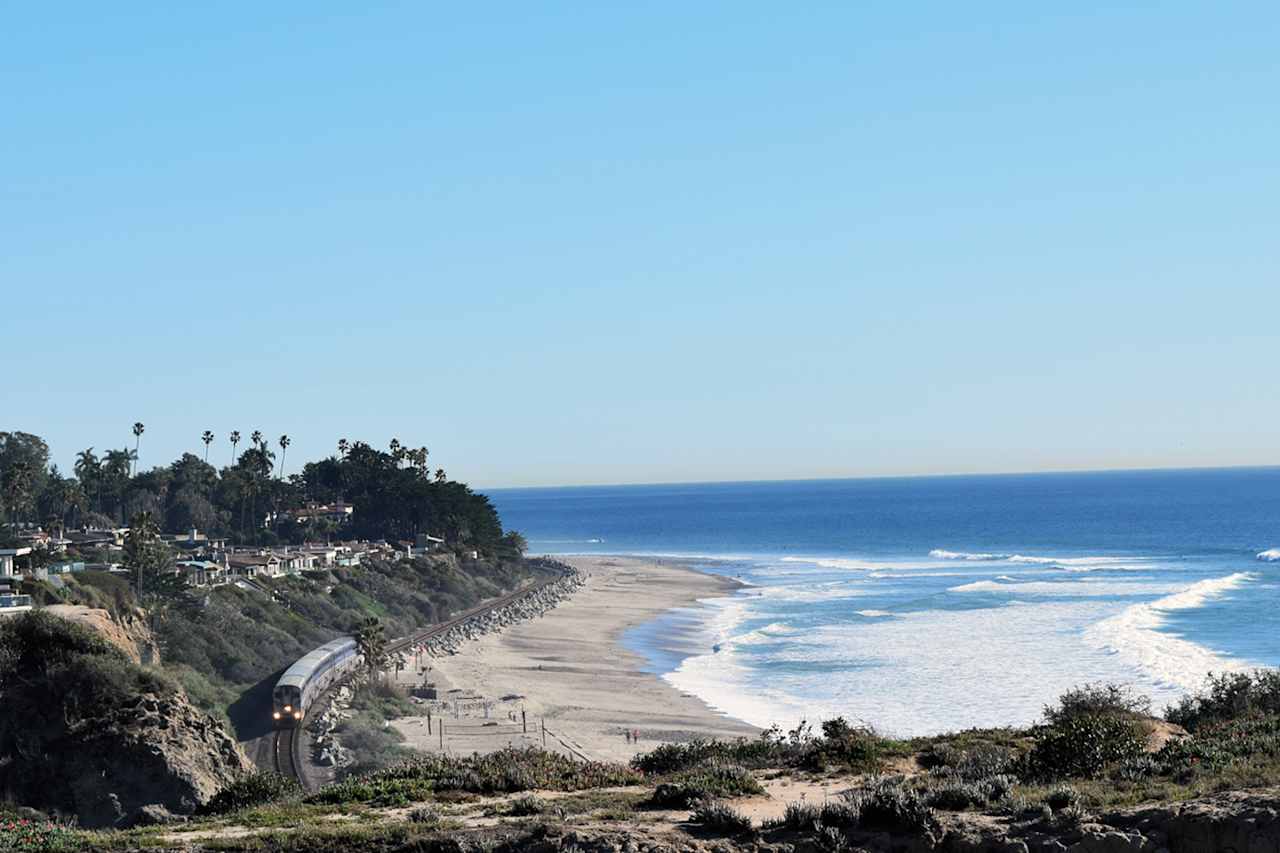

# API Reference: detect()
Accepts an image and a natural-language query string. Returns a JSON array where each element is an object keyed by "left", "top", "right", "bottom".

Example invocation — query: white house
[{"left": 0, "top": 547, "right": 32, "bottom": 578}]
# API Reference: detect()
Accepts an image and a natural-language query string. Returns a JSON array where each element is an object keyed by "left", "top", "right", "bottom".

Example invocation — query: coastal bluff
[{"left": 0, "top": 611, "right": 251, "bottom": 828}]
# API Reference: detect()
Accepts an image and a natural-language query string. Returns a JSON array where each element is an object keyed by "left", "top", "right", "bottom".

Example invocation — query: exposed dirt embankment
[{"left": 45, "top": 603, "right": 160, "bottom": 665}]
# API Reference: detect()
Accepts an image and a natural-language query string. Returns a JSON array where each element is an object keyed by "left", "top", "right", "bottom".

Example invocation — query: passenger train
[{"left": 272, "top": 636, "right": 360, "bottom": 727}]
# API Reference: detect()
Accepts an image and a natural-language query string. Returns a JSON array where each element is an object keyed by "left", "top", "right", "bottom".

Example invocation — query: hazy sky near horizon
[{"left": 4, "top": 3, "right": 1278, "bottom": 487}]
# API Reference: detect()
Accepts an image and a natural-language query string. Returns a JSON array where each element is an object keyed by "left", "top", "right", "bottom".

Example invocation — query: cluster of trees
[{"left": 0, "top": 429, "right": 519, "bottom": 555}]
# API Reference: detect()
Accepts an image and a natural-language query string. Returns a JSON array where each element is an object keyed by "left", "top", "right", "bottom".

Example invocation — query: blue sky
[{"left": 3, "top": 3, "right": 1277, "bottom": 487}]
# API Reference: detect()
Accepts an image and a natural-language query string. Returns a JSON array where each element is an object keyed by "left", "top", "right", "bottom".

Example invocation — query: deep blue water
[{"left": 488, "top": 469, "right": 1280, "bottom": 734}]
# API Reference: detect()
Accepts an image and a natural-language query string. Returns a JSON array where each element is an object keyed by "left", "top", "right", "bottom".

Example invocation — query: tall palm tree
[
  {"left": 389, "top": 438, "right": 403, "bottom": 466},
  {"left": 278, "top": 434, "right": 291, "bottom": 478},
  {"left": 201, "top": 430, "right": 215, "bottom": 463},
  {"left": 229, "top": 430, "right": 241, "bottom": 465},
  {"left": 251, "top": 430, "right": 263, "bottom": 451},
  {"left": 337, "top": 438, "right": 350, "bottom": 459},
  {"left": 75, "top": 447, "right": 101, "bottom": 512},
  {"left": 131, "top": 422, "right": 145, "bottom": 476}
]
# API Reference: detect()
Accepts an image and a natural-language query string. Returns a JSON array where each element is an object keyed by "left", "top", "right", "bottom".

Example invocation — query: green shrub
[
  {"left": 631, "top": 718, "right": 887, "bottom": 776},
  {"left": 1029, "top": 714, "right": 1145, "bottom": 780},
  {"left": 0, "top": 817, "right": 79, "bottom": 852},
  {"left": 508, "top": 795, "right": 546, "bottom": 816},
  {"left": 201, "top": 772, "right": 303, "bottom": 815},
  {"left": 689, "top": 799, "right": 754, "bottom": 836},
  {"left": 780, "top": 801, "right": 819, "bottom": 829},
  {"left": 845, "top": 778, "right": 936, "bottom": 834},
  {"left": 1045, "top": 682, "right": 1151, "bottom": 726},
  {"left": 925, "top": 781, "right": 986, "bottom": 811},
  {"left": 407, "top": 804, "right": 443, "bottom": 827},
  {"left": 1166, "top": 670, "right": 1280, "bottom": 731},
  {"left": 1045, "top": 785, "right": 1078, "bottom": 811},
  {"left": 309, "top": 747, "right": 640, "bottom": 806},
  {"left": 648, "top": 764, "right": 763, "bottom": 807}
]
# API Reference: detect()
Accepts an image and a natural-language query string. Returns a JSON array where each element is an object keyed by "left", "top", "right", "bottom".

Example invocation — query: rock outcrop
[
  {"left": 60, "top": 689, "right": 253, "bottom": 828},
  {"left": 414, "top": 570, "right": 585, "bottom": 658},
  {"left": 44, "top": 604, "right": 160, "bottom": 665},
  {"left": 0, "top": 611, "right": 251, "bottom": 828}
]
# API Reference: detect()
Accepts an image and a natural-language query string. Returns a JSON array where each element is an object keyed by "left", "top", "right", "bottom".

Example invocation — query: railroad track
[
  {"left": 386, "top": 576, "right": 557, "bottom": 656},
  {"left": 273, "top": 726, "right": 300, "bottom": 781},
  {"left": 272, "top": 570, "right": 568, "bottom": 787}
]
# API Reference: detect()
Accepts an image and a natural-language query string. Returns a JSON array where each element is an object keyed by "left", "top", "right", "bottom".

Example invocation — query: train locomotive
[{"left": 272, "top": 637, "right": 359, "bottom": 727}]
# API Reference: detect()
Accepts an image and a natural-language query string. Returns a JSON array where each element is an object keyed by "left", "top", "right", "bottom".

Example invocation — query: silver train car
[{"left": 272, "top": 637, "right": 359, "bottom": 727}]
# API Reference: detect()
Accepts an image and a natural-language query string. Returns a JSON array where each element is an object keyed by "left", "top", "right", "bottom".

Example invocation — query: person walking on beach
[{"left": 624, "top": 729, "right": 631, "bottom": 744}]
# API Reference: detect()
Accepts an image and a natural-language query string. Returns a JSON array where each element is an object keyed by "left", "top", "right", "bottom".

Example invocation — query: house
[
  {"left": 0, "top": 593, "right": 33, "bottom": 617},
  {"left": 285, "top": 502, "right": 354, "bottom": 526},
  {"left": 46, "top": 561, "right": 86, "bottom": 575},
  {"left": 272, "top": 550, "right": 317, "bottom": 574},
  {"left": 227, "top": 554, "right": 283, "bottom": 579},
  {"left": 0, "top": 547, "right": 33, "bottom": 578},
  {"left": 65, "top": 529, "right": 126, "bottom": 550},
  {"left": 174, "top": 559, "right": 227, "bottom": 587}
]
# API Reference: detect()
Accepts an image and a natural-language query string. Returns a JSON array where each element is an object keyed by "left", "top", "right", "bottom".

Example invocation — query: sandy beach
[{"left": 390, "top": 555, "right": 758, "bottom": 763}]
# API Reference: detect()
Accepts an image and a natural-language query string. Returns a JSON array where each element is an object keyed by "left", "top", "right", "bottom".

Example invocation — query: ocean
[{"left": 487, "top": 468, "right": 1280, "bottom": 736}]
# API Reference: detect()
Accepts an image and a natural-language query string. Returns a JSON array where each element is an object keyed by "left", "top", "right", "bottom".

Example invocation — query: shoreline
[{"left": 391, "top": 555, "right": 758, "bottom": 762}]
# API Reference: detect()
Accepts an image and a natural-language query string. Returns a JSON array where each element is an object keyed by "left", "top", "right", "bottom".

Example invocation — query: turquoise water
[{"left": 488, "top": 469, "right": 1280, "bottom": 735}]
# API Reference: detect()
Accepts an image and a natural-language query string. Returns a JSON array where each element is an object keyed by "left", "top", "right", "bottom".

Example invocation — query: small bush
[
  {"left": 309, "top": 747, "right": 640, "bottom": 806},
  {"left": 689, "top": 799, "right": 754, "bottom": 836},
  {"left": 1045, "top": 785, "right": 1078, "bottom": 811},
  {"left": 1166, "top": 670, "right": 1280, "bottom": 731},
  {"left": 845, "top": 778, "right": 936, "bottom": 834},
  {"left": 407, "top": 805, "right": 443, "bottom": 826},
  {"left": 1029, "top": 714, "right": 1145, "bottom": 780},
  {"left": 781, "top": 801, "right": 819, "bottom": 829},
  {"left": 1045, "top": 682, "right": 1151, "bottom": 726},
  {"left": 0, "top": 818, "right": 79, "bottom": 852},
  {"left": 202, "top": 772, "right": 303, "bottom": 815},
  {"left": 648, "top": 764, "right": 763, "bottom": 807},
  {"left": 926, "top": 781, "right": 986, "bottom": 811},
  {"left": 508, "top": 795, "right": 547, "bottom": 816}
]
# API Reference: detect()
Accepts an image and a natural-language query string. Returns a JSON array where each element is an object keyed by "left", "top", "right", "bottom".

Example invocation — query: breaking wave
[
  {"left": 930, "top": 549, "right": 1011, "bottom": 561},
  {"left": 1084, "top": 573, "right": 1257, "bottom": 689},
  {"left": 1258, "top": 549, "right": 1280, "bottom": 562}
]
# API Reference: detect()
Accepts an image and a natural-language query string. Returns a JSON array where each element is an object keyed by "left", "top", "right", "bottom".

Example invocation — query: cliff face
[
  {"left": 59, "top": 689, "right": 252, "bottom": 827},
  {"left": 44, "top": 604, "right": 160, "bottom": 665},
  {"left": 0, "top": 611, "right": 250, "bottom": 828}
]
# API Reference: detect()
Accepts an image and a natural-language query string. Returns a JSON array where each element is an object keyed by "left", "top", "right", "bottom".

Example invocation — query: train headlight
[
  {"left": 283, "top": 705, "right": 292, "bottom": 712},
  {"left": 293, "top": 711, "right": 302, "bottom": 719},
  {"left": 272, "top": 712, "right": 281, "bottom": 720}
]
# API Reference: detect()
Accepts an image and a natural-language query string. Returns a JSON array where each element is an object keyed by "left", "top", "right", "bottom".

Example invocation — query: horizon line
[{"left": 478, "top": 461, "right": 1280, "bottom": 492}]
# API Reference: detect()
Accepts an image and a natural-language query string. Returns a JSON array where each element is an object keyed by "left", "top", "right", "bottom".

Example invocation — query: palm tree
[
  {"left": 353, "top": 617, "right": 388, "bottom": 681},
  {"left": 337, "top": 438, "right": 350, "bottom": 459},
  {"left": 75, "top": 447, "right": 101, "bottom": 512},
  {"left": 251, "top": 430, "right": 263, "bottom": 451},
  {"left": 278, "top": 435, "right": 291, "bottom": 478},
  {"left": 434, "top": 468, "right": 447, "bottom": 484},
  {"left": 389, "top": 438, "right": 404, "bottom": 467},
  {"left": 131, "top": 422, "right": 145, "bottom": 476},
  {"left": 229, "top": 430, "right": 241, "bottom": 465},
  {"left": 201, "top": 430, "right": 215, "bottom": 463}
]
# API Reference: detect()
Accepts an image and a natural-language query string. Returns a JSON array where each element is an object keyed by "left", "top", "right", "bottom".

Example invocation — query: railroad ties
[{"left": 274, "top": 727, "right": 300, "bottom": 782}]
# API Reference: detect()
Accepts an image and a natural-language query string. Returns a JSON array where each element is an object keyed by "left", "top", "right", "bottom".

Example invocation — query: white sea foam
[
  {"left": 1084, "top": 573, "right": 1257, "bottom": 690},
  {"left": 950, "top": 579, "right": 1179, "bottom": 597},
  {"left": 855, "top": 609, "right": 894, "bottom": 617},
  {"left": 930, "top": 549, "right": 1011, "bottom": 561},
  {"left": 665, "top": 599, "right": 1179, "bottom": 735},
  {"left": 780, "top": 555, "right": 971, "bottom": 572},
  {"left": 1258, "top": 549, "right": 1280, "bottom": 562}
]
